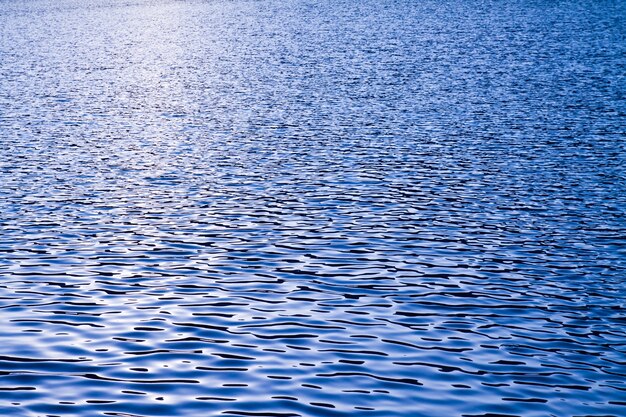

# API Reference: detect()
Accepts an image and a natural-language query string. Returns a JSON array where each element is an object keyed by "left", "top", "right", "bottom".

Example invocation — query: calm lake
[{"left": 1, "top": 0, "right": 625, "bottom": 416}]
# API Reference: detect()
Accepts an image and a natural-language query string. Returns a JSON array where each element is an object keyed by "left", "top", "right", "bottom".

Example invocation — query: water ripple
[{"left": 1, "top": 0, "right": 626, "bottom": 416}]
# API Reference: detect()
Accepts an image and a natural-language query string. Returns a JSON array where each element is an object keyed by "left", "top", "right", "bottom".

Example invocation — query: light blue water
[{"left": 1, "top": 0, "right": 625, "bottom": 416}]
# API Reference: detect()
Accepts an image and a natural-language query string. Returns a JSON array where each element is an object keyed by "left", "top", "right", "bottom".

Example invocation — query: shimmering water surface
[{"left": 1, "top": 0, "right": 625, "bottom": 416}]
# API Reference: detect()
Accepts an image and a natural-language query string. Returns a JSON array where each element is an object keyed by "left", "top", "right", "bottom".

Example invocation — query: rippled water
[{"left": 1, "top": 0, "right": 625, "bottom": 416}]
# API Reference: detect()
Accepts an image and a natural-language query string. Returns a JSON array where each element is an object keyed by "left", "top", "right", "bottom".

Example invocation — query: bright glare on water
[{"left": 0, "top": 0, "right": 625, "bottom": 416}]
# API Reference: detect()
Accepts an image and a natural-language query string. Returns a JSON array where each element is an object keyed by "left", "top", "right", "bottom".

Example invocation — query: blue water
[{"left": 1, "top": 0, "right": 625, "bottom": 416}]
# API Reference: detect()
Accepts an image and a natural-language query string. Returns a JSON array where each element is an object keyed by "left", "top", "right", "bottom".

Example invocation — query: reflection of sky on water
[{"left": 0, "top": 0, "right": 625, "bottom": 416}]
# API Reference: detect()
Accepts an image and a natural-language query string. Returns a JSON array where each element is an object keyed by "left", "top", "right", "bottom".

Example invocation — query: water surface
[{"left": 1, "top": 0, "right": 625, "bottom": 416}]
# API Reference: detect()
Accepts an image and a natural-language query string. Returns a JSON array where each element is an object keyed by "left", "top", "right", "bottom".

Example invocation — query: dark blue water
[{"left": 1, "top": 0, "right": 625, "bottom": 416}]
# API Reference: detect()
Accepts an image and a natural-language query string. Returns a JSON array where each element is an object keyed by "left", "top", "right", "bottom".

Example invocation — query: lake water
[{"left": 1, "top": 0, "right": 625, "bottom": 416}]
